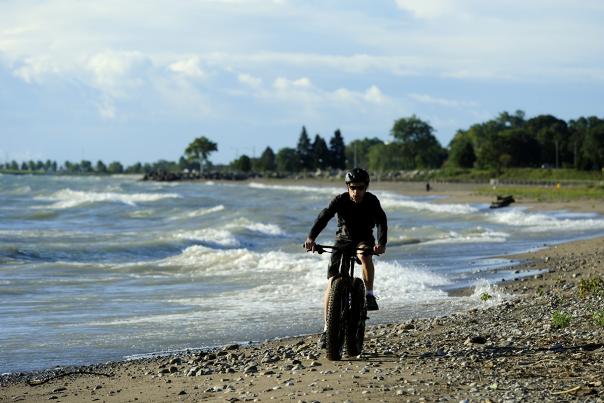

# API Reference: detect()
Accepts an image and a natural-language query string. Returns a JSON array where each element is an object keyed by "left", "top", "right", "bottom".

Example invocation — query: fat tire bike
[{"left": 310, "top": 243, "right": 374, "bottom": 361}]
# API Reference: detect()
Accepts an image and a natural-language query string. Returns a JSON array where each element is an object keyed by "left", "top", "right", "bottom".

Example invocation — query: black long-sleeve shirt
[{"left": 308, "top": 192, "right": 387, "bottom": 246}]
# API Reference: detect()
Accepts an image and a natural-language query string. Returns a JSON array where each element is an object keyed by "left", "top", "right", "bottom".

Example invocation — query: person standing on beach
[{"left": 304, "top": 167, "right": 387, "bottom": 348}]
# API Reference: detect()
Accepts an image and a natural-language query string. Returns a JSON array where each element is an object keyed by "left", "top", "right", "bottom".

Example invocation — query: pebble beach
[{"left": 2, "top": 183, "right": 603, "bottom": 402}]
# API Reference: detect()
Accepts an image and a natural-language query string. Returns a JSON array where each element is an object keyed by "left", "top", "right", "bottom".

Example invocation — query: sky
[{"left": 1, "top": 0, "right": 603, "bottom": 165}]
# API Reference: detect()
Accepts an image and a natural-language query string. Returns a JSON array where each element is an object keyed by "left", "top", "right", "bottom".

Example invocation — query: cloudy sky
[{"left": 1, "top": 0, "right": 603, "bottom": 165}]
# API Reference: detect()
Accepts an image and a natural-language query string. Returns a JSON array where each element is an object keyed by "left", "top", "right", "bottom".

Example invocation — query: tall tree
[
  {"left": 231, "top": 154, "right": 252, "bottom": 172},
  {"left": 296, "top": 126, "right": 313, "bottom": 170},
  {"left": 185, "top": 136, "right": 218, "bottom": 174},
  {"left": 276, "top": 147, "right": 300, "bottom": 172},
  {"left": 581, "top": 118, "right": 604, "bottom": 169},
  {"left": 367, "top": 143, "right": 404, "bottom": 172},
  {"left": 527, "top": 115, "right": 570, "bottom": 168},
  {"left": 96, "top": 160, "right": 107, "bottom": 173},
  {"left": 390, "top": 115, "right": 446, "bottom": 168},
  {"left": 345, "top": 138, "right": 384, "bottom": 169},
  {"left": 108, "top": 161, "right": 124, "bottom": 174},
  {"left": 312, "top": 134, "right": 330, "bottom": 170},
  {"left": 329, "top": 129, "right": 346, "bottom": 170},
  {"left": 447, "top": 130, "right": 476, "bottom": 168},
  {"left": 256, "top": 146, "right": 276, "bottom": 171}
]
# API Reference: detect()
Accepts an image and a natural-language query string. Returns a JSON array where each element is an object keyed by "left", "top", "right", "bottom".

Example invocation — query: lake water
[{"left": 2, "top": 174, "right": 604, "bottom": 373}]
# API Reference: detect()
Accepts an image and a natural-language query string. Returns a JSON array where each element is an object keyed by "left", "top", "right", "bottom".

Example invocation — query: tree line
[{"left": 3, "top": 111, "right": 604, "bottom": 175}]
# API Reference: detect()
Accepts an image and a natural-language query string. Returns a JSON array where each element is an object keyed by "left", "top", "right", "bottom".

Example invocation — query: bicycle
[{"left": 307, "top": 243, "right": 373, "bottom": 361}]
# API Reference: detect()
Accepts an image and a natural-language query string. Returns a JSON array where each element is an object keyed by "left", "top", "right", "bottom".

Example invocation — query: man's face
[{"left": 347, "top": 182, "right": 367, "bottom": 203}]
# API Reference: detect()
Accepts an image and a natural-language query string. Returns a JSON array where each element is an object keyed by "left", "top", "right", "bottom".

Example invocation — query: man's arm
[
  {"left": 374, "top": 197, "right": 387, "bottom": 254},
  {"left": 305, "top": 196, "right": 339, "bottom": 250}
]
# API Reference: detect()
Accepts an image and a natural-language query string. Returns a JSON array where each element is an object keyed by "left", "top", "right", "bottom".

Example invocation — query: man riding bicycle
[{"left": 304, "top": 168, "right": 387, "bottom": 347}]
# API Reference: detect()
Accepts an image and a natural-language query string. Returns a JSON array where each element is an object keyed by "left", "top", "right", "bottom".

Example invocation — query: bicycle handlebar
[{"left": 302, "top": 243, "right": 377, "bottom": 255}]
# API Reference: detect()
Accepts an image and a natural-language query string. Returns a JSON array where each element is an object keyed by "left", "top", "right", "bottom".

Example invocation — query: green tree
[
  {"left": 329, "top": 129, "right": 346, "bottom": 170},
  {"left": 345, "top": 138, "right": 384, "bottom": 169},
  {"left": 80, "top": 160, "right": 93, "bottom": 173},
  {"left": 126, "top": 162, "right": 142, "bottom": 173},
  {"left": 231, "top": 154, "right": 252, "bottom": 172},
  {"left": 96, "top": 160, "right": 108, "bottom": 173},
  {"left": 390, "top": 115, "right": 446, "bottom": 168},
  {"left": 276, "top": 147, "right": 300, "bottom": 172},
  {"left": 496, "top": 110, "right": 526, "bottom": 129},
  {"left": 185, "top": 136, "right": 218, "bottom": 174},
  {"left": 498, "top": 128, "right": 541, "bottom": 167},
  {"left": 312, "top": 134, "right": 330, "bottom": 170},
  {"left": 367, "top": 143, "right": 404, "bottom": 172},
  {"left": 582, "top": 120, "right": 604, "bottom": 169},
  {"left": 447, "top": 131, "right": 476, "bottom": 168},
  {"left": 10, "top": 161, "right": 19, "bottom": 170},
  {"left": 527, "top": 115, "right": 570, "bottom": 168},
  {"left": 256, "top": 146, "right": 276, "bottom": 172},
  {"left": 108, "top": 161, "right": 124, "bottom": 174},
  {"left": 296, "top": 126, "right": 313, "bottom": 171}
]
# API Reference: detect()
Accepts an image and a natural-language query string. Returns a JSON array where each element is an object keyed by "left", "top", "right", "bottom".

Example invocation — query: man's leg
[
  {"left": 358, "top": 251, "right": 379, "bottom": 311},
  {"left": 358, "top": 253, "right": 374, "bottom": 293}
]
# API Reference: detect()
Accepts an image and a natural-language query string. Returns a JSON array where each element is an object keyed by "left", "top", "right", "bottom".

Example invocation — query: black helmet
[{"left": 345, "top": 168, "right": 370, "bottom": 185}]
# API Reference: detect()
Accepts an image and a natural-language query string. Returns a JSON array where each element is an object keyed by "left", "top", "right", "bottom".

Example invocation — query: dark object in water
[{"left": 490, "top": 195, "right": 515, "bottom": 209}]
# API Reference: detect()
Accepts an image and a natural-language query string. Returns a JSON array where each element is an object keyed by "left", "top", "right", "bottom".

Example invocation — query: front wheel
[
  {"left": 325, "top": 277, "right": 348, "bottom": 361},
  {"left": 346, "top": 277, "right": 366, "bottom": 357}
]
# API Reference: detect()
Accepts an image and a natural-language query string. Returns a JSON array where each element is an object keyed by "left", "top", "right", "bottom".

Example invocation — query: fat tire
[
  {"left": 325, "top": 277, "right": 347, "bottom": 361},
  {"left": 346, "top": 277, "right": 366, "bottom": 357}
]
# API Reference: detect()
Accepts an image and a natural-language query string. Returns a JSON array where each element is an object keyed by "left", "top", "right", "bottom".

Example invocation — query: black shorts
[{"left": 327, "top": 238, "right": 375, "bottom": 279}]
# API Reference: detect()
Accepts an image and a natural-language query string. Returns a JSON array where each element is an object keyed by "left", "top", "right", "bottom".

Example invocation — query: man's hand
[
  {"left": 304, "top": 237, "right": 316, "bottom": 252},
  {"left": 373, "top": 244, "right": 385, "bottom": 255}
]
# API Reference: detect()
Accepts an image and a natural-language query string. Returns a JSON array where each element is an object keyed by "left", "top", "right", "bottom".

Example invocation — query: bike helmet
[{"left": 345, "top": 168, "right": 370, "bottom": 185}]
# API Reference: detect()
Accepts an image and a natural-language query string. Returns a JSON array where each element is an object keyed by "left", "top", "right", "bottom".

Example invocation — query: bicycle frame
[{"left": 309, "top": 243, "right": 371, "bottom": 360}]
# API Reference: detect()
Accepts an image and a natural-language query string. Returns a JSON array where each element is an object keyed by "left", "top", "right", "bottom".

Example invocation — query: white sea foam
[
  {"left": 487, "top": 208, "right": 604, "bottom": 232},
  {"left": 378, "top": 193, "right": 479, "bottom": 215},
  {"left": 171, "top": 229, "right": 240, "bottom": 247},
  {"left": 248, "top": 182, "right": 341, "bottom": 195},
  {"left": 96, "top": 247, "right": 452, "bottom": 328},
  {"left": 425, "top": 229, "right": 509, "bottom": 245},
  {"left": 187, "top": 205, "right": 225, "bottom": 218},
  {"left": 470, "top": 279, "right": 511, "bottom": 306},
  {"left": 225, "top": 218, "right": 286, "bottom": 236},
  {"left": 38, "top": 189, "right": 181, "bottom": 209}
]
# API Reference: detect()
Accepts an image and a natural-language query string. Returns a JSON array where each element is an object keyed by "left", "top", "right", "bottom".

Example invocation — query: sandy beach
[{"left": 2, "top": 181, "right": 603, "bottom": 402}]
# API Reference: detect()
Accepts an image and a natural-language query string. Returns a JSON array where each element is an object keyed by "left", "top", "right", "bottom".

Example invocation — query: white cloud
[
  {"left": 12, "top": 56, "right": 61, "bottom": 83},
  {"left": 409, "top": 93, "right": 477, "bottom": 108},
  {"left": 238, "top": 73, "right": 262, "bottom": 88},
  {"left": 364, "top": 86, "right": 385, "bottom": 104},
  {"left": 97, "top": 98, "right": 116, "bottom": 120},
  {"left": 86, "top": 51, "right": 147, "bottom": 97},
  {"left": 273, "top": 76, "right": 313, "bottom": 90},
  {"left": 394, "top": 0, "right": 454, "bottom": 19},
  {"left": 169, "top": 56, "right": 205, "bottom": 78}
]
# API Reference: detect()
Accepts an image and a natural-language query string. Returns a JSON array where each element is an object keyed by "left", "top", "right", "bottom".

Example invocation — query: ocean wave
[
  {"left": 248, "top": 182, "right": 341, "bottom": 195},
  {"left": 171, "top": 228, "right": 240, "bottom": 247},
  {"left": 487, "top": 208, "right": 604, "bottom": 232},
  {"left": 186, "top": 205, "right": 225, "bottom": 218},
  {"left": 425, "top": 229, "right": 509, "bottom": 245},
  {"left": 378, "top": 194, "right": 479, "bottom": 215},
  {"left": 6, "top": 185, "right": 32, "bottom": 195},
  {"left": 38, "top": 188, "right": 182, "bottom": 209},
  {"left": 225, "top": 218, "right": 286, "bottom": 236}
]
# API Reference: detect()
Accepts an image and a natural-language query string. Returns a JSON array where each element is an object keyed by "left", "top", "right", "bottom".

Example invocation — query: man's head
[{"left": 345, "top": 168, "right": 370, "bottom": 203}]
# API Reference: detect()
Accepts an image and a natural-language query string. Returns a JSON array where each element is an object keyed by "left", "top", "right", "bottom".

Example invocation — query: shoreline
[
  {"left": 2, "top": 235, "right": 603, "bottom": 401},
  {"left": 2, "top": 183, "right": 604, "bottom": 401}
]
